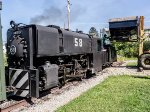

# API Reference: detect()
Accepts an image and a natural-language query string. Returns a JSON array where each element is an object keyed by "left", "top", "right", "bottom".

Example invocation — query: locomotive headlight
[{"left": 10, "top": 45, "right": 16, "bottom": 55}]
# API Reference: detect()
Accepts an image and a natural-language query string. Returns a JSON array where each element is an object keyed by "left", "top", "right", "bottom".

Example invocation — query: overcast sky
[{"left": 2, "top": 0, "right": 150, "bottom": 41}]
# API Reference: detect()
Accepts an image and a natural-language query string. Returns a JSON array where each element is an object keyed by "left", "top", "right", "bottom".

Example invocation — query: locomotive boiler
[{"left": 6, "top": 21, "right": 116, "bottom": 98}]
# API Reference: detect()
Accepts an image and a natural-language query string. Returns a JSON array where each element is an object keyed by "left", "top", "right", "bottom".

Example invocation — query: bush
[
  {"left": 113, "top": 41, "right": 150, "bottom": 58},
  {"left": 113, "top": 42, "right": 138, "bottom": 58},
  {"left": 143, "top": 41, "right": 150, "bottom": 51}
]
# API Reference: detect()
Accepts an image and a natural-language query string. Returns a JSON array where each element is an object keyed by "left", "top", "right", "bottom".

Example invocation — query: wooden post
[{"left": 138, "top": 16, "right": 144, "bottom": 56}]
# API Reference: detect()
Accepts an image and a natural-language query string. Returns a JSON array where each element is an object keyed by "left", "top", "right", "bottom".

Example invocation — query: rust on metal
[{"left": 109, "top": 16, "right": 137, "bottom": 22}]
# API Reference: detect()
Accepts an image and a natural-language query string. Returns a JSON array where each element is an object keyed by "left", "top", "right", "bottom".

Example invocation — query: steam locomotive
[{"left": 6, "top": 21, "right": 116, "bottom": 98}]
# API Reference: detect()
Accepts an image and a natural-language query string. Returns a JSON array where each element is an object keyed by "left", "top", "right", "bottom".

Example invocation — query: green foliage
[
  {"left": 113, "top": 41, "right": 150, "bottom": 58},
  {"left": 113, "top": 42, "right": 138, "bottom": 58},
  {"left": 143, "top": 41, "right": 150, "bottom": 51},
  {"left": 89, "top": 27, "right": 99, "bottom": 37},
  {"left": 57, "top": 75, "right": 150, "bottom": 112}
]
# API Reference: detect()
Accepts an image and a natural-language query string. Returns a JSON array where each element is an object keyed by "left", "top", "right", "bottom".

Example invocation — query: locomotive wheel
[
  {"left": 58, "top": 77, "right": 66, "bottom": 88},
  {"left": 59, "top": 77, "right": 66, "bottom": 88},
  {"left": 139, "top": 54, "right": 150, "bottom": 69}
]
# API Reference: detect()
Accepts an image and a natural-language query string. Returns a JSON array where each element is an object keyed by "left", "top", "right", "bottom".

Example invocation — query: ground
[
  {"left": 12, "top": 60, "right": 150, "bottom": 112},
  {"left": 57, "top": 75, "right": 150, "bottom": 112}
]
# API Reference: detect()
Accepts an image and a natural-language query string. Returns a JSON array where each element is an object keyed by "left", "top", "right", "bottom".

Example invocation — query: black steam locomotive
[{"left": 6, "top": 21, "right": 116, "bottom": 98}]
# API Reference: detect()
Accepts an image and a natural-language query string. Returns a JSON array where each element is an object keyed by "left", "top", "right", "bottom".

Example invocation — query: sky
[{"left": 1, "top": 0, "right": 150, "bottom": 41}]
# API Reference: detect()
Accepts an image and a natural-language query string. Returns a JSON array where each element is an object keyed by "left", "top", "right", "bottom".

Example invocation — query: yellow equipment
[{"left": 109, "top": 16, "right": 150, "bottom": 69}]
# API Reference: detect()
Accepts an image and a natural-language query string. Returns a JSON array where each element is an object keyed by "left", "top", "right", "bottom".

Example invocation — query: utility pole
[
  {"left": 67, "top": 0, "right": 71, "bottom": 30},
  {"left": 0, "top": 1, "right": 6, "bottom": 101}
]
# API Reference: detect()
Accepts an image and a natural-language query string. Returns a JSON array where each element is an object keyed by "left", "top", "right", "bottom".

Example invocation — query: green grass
[
  {"left": 126, "top": 61, "right": 137, "bottom": 67},
  {"left": 57, "top": 75, "right": 150, "bottom": 112},
  {"left": 117, "top": 56, "right": 137, "bottom": 62}
]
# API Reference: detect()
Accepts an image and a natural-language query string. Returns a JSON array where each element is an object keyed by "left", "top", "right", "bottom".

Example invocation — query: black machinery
[
  {"left": 6, "top": 21, "right": 116, "bottom": 98},
  {"left": 109, "top": 16, "right": 150, "bottom": 70}
]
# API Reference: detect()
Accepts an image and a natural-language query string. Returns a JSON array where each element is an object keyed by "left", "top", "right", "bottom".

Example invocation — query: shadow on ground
[{"left": 132, "top": 75, "right": 150, "bottom": 80}]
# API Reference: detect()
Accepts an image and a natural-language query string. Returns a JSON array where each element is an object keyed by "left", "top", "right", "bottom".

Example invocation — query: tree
[
  {"left": 89, "top": 27, "right": 99, "bottom": 37},
  {"left": 112, "top": 42, "right": 138, "bottom": 58}
]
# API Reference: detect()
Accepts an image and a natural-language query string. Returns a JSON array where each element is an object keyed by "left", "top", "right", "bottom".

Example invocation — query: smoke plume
[
  {"left": 30, "top": 5, "right": 86, "bottom": 26},
  {"left": 30, "top": 6, "right": 64, "bottom": 24}
]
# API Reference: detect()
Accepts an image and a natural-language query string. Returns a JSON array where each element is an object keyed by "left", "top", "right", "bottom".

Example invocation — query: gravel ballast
[{"left": 14, "top": 64, "right": 150, "bottom": 112}]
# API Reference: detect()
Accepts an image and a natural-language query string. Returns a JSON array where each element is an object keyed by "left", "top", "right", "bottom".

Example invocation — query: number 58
[{"left": 75, "top": 38, "right": 82, "bottom": 47}]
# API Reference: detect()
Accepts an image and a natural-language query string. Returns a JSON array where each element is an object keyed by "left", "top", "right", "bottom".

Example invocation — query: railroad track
[
  {"left": 34, "top": 80, "right": 82, "bottom": 103},
  {"left": 0, "top": 80, "right": 82, "bottom": 112},
  {"left": 0, "top": 100, "right": 28, "bottom": 112},
  {"left": 0, "top": 62, "right": 124, "bottom": 112}
]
